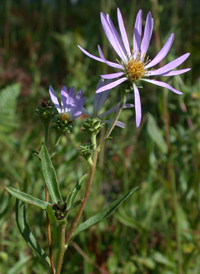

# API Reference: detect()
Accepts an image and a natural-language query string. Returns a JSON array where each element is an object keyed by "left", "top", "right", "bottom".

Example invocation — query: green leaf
[
  {"left": 0, "top": 83, "right": 21, "bottom": 135},
  {"left": 66, "top": 174, "right": 87, "bottom": 209},
  {"left": 69, "top": 187, "right": 138, "bottom": 243},
  {"left": 152, "top": 251, "right": 175, "bottom": 268},
  {"left": 68, "top": 200, "right": 82, "bottom": 213},
  {"left": 5, "top": 187, "right": 50, "bottom": 209},
  {"left": 147, "top": 113, "right": 167, "bottom": 153},
  {"left": 16, "top": 199, "right": 52, "bottom": 273},
  {"left": 46, "top": 205, "right": 58, "bottom": 223},
  {"left": 39, "top": 144, "right": 63, "bottom": 203},
  {"left": 8, "top": 256, "right": 31, "bottom": 274}
]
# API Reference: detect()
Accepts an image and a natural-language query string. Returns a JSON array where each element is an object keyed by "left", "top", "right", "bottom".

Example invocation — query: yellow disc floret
[
  {"left": 125, "top": 54, "right": 147, "bottom": 82},
  {"left": 60, "top": 112, "right": 71, "bottom": 122}
]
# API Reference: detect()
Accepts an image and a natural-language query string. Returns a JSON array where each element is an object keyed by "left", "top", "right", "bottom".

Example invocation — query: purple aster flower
[
  {"left": 49, "top": 85, "right": 86, "bottom": 121},
  {"left": 82, "top": 78, "right": 133, "bottom": 128},
  {"left": 78, "top": 8, "right": 190, "bottom": 127}
]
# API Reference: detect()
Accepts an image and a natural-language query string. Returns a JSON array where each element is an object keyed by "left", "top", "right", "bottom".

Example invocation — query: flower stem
[
  {"left": 97, "top": 93, "right": 127, "bottom": 150},
  {"left": 55, "top": 223, "right": 66, "bottom": 274},
  {"left": 65, "top": 93, "right": 127, "bottom": 244},
  {"left": 43, "top": 123, "right": 54, "bottom": 274}
]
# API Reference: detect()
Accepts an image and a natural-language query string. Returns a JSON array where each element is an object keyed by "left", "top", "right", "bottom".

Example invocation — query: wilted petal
[
  {"left": 117, "top": 8, "right": 131, "bottom": 56},
  {"left": 145, "top": 34, "right": 174, "bottom": 69},
  {"left": 142, "top": 78, "right": 183, "bottom": 94},
  {"left": 140, "top": 12, "right": 153, "bottom": 58},
  {"left": 133, "top": 10, "right": 142, "bottom": 59},
  {"left": 101, "top": 72, "right": 125, "bottom": 79},
  {"left": 148, "top": 53, "right": 190, "bottom": 76},
  {"left": 49, "top": 85, "right": 61, "bottom": 113},
  {"left": 96, "top": 77, "right": 127, "bottom": 93},
  {"left": 133, "top": 84, "right": 142, "bottom": 127}
]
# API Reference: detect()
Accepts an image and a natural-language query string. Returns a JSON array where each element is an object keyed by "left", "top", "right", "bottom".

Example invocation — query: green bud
[
  {"left": 82, "top": 118, "right": 104, "bottom": 136},
  {"left": 50, "top": 113, "right": 73, "bottom": 135},
  {"left": 35, "top": 101, "right": 57, "bottom": 124},
  {"left": 51, "top": 200, "right": 68, "bottom": 221},
  {"left": 77, "top": 143, "right": 94, "bottom": 161}
]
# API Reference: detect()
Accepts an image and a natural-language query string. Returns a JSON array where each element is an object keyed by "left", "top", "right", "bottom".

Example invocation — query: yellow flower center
[
  {"left": 125, "top": 54, "right": 147, "bottom": 82},
  {"left": 60, "top": 112, "right": 71, "bottom": 122}
]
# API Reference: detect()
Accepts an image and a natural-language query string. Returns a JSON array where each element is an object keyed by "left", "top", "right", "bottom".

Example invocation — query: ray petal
[
  {"left": 96, "top": 77, "right": 127, "bottom": 93},
  {"left": 145, "top": 34, "right": 174, "bottom": 69},
  {"left": 117, "top": 8, "right": 131, "bottom": 56},
  {"left": 133, "top": 10, "right": 142, "bottom": 59},
  {"left": 142, "top": 78, "right": 183, "bottom": 94},
  {"left": 49, "top": 85, "right": 61, "bottom": 113},
  {"left": 133, "top": 84, "right": 142, "bottom": 127}
]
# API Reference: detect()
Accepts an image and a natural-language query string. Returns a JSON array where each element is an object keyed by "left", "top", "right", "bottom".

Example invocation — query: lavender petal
[
  {"left": 82, "top": 107, "right": 91, "bottom": 117},
  {"left": 101, "top": 12, "right": 127, "bottom": 62},
  {"left": 78, "top": 45, "right": 104, "bottom": 63},
  {"left": 133, "top": 84, "right": 142, "bottom": 127},
  {"left": 94, "top": 79, "right": 111, "bottom": 114},
  {"left": 145, "top": 34, "right": 174, "bottom": 69},
  {"left": 61, "top": 86, "right": 68, "bottom": 111},
  {"left": 161, "top": 68, "right": 191, "bottom": 76},
  {"left": 96, "top": 77, "right": 127, "bottom": 93},
  {"left": 106, "top": 14, "right": 127, "bottom": 61},
  {"left": 103, "top": 119, "right": 125, "bottom": 128},
  {"left": 117, "top": 8, "right": 131, "bottom": 56},
  {"left": 98, "top": 45, "right": 122, "bottom": 69},
  {"left": 148, "top": 53, "right": 190, "bottom": 76},
  {"left": 99, "top": 106, "right": 118, "bottom": 118},
  {"left": 133, "top": 10, "right": 142, "bottom": 59},
  {"left": 101, "top": 72, "right": 125, "bottom": 79},
  {"left": 142, "top": 79, "right": 183, "bottom": 94},
  {"left": 140, "top": 12, "right": 153, "bottom": 59},
  {"left": 49, "top": 85, "right": 61, "bottom": 113}
]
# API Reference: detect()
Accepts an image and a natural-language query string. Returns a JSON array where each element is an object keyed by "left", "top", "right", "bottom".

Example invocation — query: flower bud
[
  {"left": 35, "top": 101, "right": 57, "bottom": 124},
  {"left": 82, "top": 118, "right": 104, "bottom": 136}
]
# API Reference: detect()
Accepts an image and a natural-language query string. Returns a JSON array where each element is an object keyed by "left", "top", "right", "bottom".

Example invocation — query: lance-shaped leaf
[
  {"left": 68, "top": 187, "right": 138, "bottom": 243},
  {"left": 147, "top": 113, "right": 167, "bottom": 153},
  {"left": 5, "top": 187, "right": 50, "bottom": 209},
  {"left": 16, "top": 199, "right": 52, "bottom": 273},
  {"left": 39, "top": 144, "right": 63, "bottom": 203},
  {"left": 66, "top": 174, "right": 87, "bottom": 210},
  {"left": 46, "top": 205, "right": 58, "bottom": 223}
]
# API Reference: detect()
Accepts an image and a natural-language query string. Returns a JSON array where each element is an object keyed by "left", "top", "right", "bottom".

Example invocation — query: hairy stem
[
  {"left": 55, "top": 223, "right": 66, "bottom": 274},
  {"left": 44, "top": 124, "right": 54, "bottom": 274},
  {"left": 65, "top": 93, "right": 127, "bottom": 244}
]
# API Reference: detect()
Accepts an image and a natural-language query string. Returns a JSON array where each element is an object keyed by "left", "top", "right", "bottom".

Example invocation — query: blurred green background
[{"left": 0, "top": 0, "right": 199, "bottom": 273}]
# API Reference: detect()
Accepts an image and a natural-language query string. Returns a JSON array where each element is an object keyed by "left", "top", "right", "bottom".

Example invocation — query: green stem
[
  {"left": 43, "top": 123, "right": 54, "bottom": 274},
  {"left": 65, "top": 93, "right": 128, "bottom": 244},
  {"left": 97, "top": 93, "right": 127, "bottom": 151},
  {"left": 91, "top": 133, "right": 97, "bottom": 149},
  {"left": 51, "top": 133, "right": 62, "bottom": 156},
  {"left": 44, "top": 124, "right": 49, "bottom": 149},
  {"left": 56, "top": 223, "right": 66, "bottom": 274}
]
